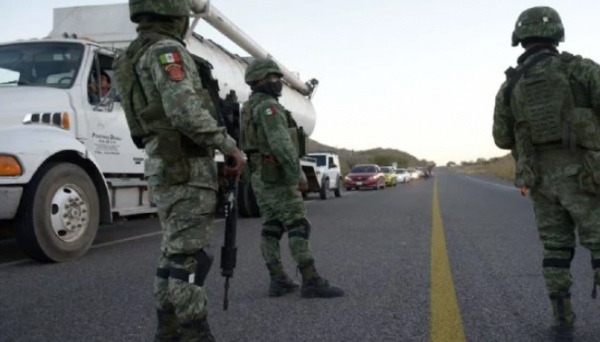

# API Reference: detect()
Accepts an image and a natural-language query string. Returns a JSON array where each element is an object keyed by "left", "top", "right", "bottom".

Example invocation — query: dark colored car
[{"left": 344, "top": 164, "right": 385, "bottom": 190}]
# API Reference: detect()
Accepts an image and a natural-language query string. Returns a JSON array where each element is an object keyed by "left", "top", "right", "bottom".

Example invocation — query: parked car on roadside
[
  {"left": 344, "top": 164, "right": 385, "bottom": 191},
  {"left": 407, "top": 167, "right": 420, "bottom": 180},
  {"left": 381, "top": 166, "right": 397, "bottom": 187},
  {"left": 395, "top": 168, "right": 411, "bottom": 183},
  {"left": 306, "top": 152, "right": 344, "bottom": 199}
]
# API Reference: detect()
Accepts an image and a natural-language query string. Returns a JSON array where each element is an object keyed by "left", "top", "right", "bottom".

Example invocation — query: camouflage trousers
[
  {"left": 150, "top": 184, "right": 217, "bottom": 341},
  {"left": 250, "top": 170, "right": 316, "bottom": 278},
  {"left": 529, "top": 168, "right": 600, "bottom": 297}
]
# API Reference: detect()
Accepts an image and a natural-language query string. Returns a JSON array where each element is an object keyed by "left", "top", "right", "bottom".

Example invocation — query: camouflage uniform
[
  {"left": 114, "top": 1, "right": 239, "bottom": 341},
  {"left": 240, "top": 58, "right": 344, "bottom": 298},
  {"left": 493, "top": 6, "right": 600, "bottom": 340}
]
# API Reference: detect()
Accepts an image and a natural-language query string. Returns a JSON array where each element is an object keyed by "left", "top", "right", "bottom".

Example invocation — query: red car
[{"left": 344, "top": 164, "right": 385, "bottom": 190}]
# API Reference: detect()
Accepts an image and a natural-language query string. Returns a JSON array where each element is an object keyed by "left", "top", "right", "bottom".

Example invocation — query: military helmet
[
  {"left": 512, "top": 6, "right": 565, "bottom": 47},
  {"left": 129, "top": 0, "right": 191, "bottom": 23},
  {"left": 244, "top": 58, "right": 284, "bottom": 85}
]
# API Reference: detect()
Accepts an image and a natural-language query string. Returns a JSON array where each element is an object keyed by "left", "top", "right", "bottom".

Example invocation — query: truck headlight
[{"left": 0, "top": 155, "right": 23, "bottom": 176}]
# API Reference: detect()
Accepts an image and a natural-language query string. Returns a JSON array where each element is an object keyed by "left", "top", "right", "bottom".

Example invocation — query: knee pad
[
  {"left": 287, "top": 218, "right": 312, "bottom": 239},
  {"left": 543, "top": 246, "right": 575, "bottom": 269},
  {"left": 591, "top": 251, "right": 600, "bottom": 272},
  {"left": 156, "top": 267, "right": 170, "bottom": 279},
  {"left": 193, "top": 248, "right": 214, "bottom": 287},
  {"left": 261, "top": 220, "right": 284, "bottom": 240},
  {"left": 167, "top": 249, "right": 214, "bottom": 287}
]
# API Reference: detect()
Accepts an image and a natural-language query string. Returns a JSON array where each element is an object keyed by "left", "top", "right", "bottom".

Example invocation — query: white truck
[
  {"left": 0, "top": 1, "right": 332, "bottom": 263},
  {"left": 305, "top": 152, "right": 343, "bottom": 199}
]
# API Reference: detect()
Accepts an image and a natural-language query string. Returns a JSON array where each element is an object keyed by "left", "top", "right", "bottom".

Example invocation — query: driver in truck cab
[{"left": 88, "top": 70, "right": 121, "bottom": 104}]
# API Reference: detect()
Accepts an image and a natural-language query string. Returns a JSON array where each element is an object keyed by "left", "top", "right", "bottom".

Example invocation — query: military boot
[
  {"left": 549, "top": 292, "right": 575, "bottom": 342},
  {"left": 269, "top": 273, "right": 300, "bottom": 297},
  {"left": 179, "top": 318, "right": 216, "bottom": 342},
  {"left": 154, "top": 309, "right": 181, "bottom": 342},
  {"left": 298, "top": 260, "right": 344, "bottom": 298},
  {"left": 266, "top": 262, "right": 299, "bottom": 296}
]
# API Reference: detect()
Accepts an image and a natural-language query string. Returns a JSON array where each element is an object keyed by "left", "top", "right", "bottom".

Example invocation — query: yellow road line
[{"left": 430, "top": 180, "right": 467, "bottom": 342}]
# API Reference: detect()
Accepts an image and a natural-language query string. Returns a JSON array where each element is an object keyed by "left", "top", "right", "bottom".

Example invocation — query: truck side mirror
[
  {"left": 94, "top": 88, "right": 115, "bottom": 112},
  {"left": 329, "top": 163, "right": 337, "bottom": 169}
]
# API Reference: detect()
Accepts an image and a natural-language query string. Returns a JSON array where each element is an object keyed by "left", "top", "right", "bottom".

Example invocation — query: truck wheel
[
  {"left": 320, "top": 179, "right": 329, "bottom": 200},
  {"left": 334, "top": 177, "right": 342, "bottom": 197},
  {"left": 238, "top": 179, "right": 260, "bottom": 218},
  {"left": 15, "top": 163, "right": 100, "bottom": 263}
]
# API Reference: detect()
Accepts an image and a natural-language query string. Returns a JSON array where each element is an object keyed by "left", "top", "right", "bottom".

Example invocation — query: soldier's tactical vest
[
  {"left": 114, "top": 33, "right": 223, "bottom": 184},
  {"left": 506, "top": 52, "right": 572, "bottom": 153},
  {"left": 506, "top": 51, "right": 600, "bottom": 153},
  {"left": 505, "top": 50, "right": 600, "bottom": 188},
  {"left": 240, "top": 94, "right": 307, "bottom": 159}
]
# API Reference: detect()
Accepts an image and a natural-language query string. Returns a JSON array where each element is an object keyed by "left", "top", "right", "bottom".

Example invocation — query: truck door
[
  {"left": 326, "top": 155, "right": 337, "bottom": 189},
  {"left": 83, "top": 47, "right": 146, "bottom": 175}
]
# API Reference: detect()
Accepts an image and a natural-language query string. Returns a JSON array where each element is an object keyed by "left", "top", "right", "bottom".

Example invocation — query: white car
[
  {"left": 306, "top": 152, "right": 344, "bottom": 199},
  {"left": 395, "top": 168, "right": 410, "bottom": 183},
  {"left": 407, "top": 167, "right": 420, "bottom": 180}
]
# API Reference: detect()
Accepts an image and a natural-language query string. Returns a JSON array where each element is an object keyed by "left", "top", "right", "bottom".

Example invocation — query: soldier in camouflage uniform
[
  {"left": 240, "top": 58, "right": 344, "bottom": 299},
  {"left": 113, "top": 1, "right": 245, "bottom": 341},
  {"left": 493, "top": 6, "right": 600, "bottom": 340}
]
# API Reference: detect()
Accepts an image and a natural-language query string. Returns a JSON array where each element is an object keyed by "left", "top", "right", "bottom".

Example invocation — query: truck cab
[
  {"left": 0, "top": 2, "right": 324, "bottom": 264},
  {"left": 0, "top": 36, "right": 152, "bottom": 262},
  {"left": 305, "top": 152, "right": 343, "bottom": 199}
]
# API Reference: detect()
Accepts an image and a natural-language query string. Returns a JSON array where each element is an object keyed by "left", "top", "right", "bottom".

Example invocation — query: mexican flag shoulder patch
[
  {"left": 264, "top": 106, "right": 276, "bottom": 116},
  {"left": 158, "top": 51, "right": 181, "bottom": 65}
]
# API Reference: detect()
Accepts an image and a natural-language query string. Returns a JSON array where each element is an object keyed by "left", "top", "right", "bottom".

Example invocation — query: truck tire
[
  {"left": 320, "top": 178, "right": 329, "bottom": 200},
  {"left": 237, "top": 179, "right": 260, "bottom": 218},
  {"left": 334, "top": 177, "right": 342, "bottom": 197},
  {"left": 15, "top": 162, "right": 100, "bottom": 263}
]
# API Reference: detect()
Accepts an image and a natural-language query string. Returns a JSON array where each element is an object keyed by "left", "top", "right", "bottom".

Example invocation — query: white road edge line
[
  {"left": 0, "top": 191, "right": 361, "bottom": 268},
  {"left": 91, "top": 218, "right": 225, "bottom": 249},
  {"left": 461, "top": 174, "right": 518, "bottom": 191},
  {"left": 0, "top": 219, "right": 225, "bottom": 269}
]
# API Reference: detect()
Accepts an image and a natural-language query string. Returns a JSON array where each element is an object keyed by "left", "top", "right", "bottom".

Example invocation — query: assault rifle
[
  {"left": 190, "top": 53, "right": 241, "bottom": 310},
  {"left": 218, "top": 90, "right": 240, "bottom": 311}
]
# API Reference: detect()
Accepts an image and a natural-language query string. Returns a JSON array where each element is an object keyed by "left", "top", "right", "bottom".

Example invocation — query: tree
[
  {"left": 396, "top": 158, "right": 409, "bottom": 168},
  {"left": 345, "top": 150, "right": 363, "bottom": 169},
  {"left": 371, "top": 154, "right": 398, "bottom": 166},
  {"left": 447, "top": 161, "right": 457, "bottom": 167}
]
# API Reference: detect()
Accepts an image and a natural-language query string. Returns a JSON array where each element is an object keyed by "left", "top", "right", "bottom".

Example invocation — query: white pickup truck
[
  {"left": 0, "top": 2, "right": 329, "bottom": 263},
  {"left": 305, "top": 152, "right": 343, "bottom": 199}
]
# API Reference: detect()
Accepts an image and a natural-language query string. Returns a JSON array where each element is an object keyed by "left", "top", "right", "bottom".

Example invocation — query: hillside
[
  {"left": 450, "top": 153, "right": 516, "bottom": 182},
  {"left": 308, "top": 138, "right": 428, "bottom": 175}
]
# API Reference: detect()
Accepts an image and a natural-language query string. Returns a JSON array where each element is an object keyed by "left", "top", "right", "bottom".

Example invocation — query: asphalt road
[{"left": 1, "top": 170, "right": 599, "bottom": 342}]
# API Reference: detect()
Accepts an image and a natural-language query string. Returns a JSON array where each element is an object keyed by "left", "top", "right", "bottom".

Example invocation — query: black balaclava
[{"left": 251, "top": 78, "right": 283, "bottom": 99}]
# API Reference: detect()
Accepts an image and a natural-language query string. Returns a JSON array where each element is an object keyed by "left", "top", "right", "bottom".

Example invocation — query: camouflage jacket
[
  {"left": 243, "top": 92, "right": 303, "bottom": 186},
  {"left": 136, "top": 38, "right": 237, "bottom": 190}
]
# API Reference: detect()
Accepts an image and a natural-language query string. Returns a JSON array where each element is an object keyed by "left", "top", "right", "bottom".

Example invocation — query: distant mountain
[{"left": 308, "top": 138, "right": 427, "bottom": 174}]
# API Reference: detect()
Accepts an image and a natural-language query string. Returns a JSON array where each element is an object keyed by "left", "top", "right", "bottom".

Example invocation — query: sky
[{"left": 1, "top": 0, "right": 599, "bottom": 165}]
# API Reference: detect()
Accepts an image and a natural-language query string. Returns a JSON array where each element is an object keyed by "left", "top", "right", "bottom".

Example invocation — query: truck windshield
[
  {"left": 0, "top": 42, "right": 84, "bottom": 89},
  {"left": 310, "top": 155, "right": 327, "bottom": 167}
]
